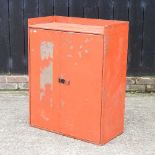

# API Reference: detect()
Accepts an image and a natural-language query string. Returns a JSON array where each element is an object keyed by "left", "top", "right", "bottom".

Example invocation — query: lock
[{"left": 58, "top": 78, "right": 70, "bottom": 85}]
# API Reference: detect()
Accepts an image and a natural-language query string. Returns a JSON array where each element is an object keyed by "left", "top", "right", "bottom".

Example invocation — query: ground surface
[{"left": 0, "top": 92, "right": 155, "bottom": 155}]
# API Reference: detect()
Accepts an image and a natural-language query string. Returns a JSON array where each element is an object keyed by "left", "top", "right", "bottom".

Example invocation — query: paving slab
[{"left": 0, "top": 91, "right": 155, "bottom": 155}]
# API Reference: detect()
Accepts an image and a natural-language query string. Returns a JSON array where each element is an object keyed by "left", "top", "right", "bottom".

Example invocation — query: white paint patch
[
  {"left": 85, "top": 98, "right": 89, "bottom": 102},
  {"left": 40, "top": 91, "right": 45, "bottom": 101},
  {"left": 40, "top": 63, "right": 53, "bottom": 90},
  {"left": 50, "top": 98, "right": 53, "bottom": 104},
  {"left": 84, "top": 49, "right": 88, "bottom": 54},
  {"left": 68, "top": 32, "right": 74, "bottom": 35},
  {"left": 33, "top": 30, "right": 37, "bottom": 33},
  {"left": 80, "top": 45, "right": 83, "bottom": 49},
  {"left": 50, "top": 104, "right": 53, "bottom": 108},
  {"left": 84, "top": 38, "right": 90, "bottom": 43},
  {"left": 60, "top": 99, "right": 65, "bottom": 107},
  {"left": 78, "top": 52, "right": 82, "bottom": 58},
  {"left": 40, "top": 41, "right": 54, "bottom": 60},
  {"left": 67, "top": 54, "right": 73, "bottom": 58},
  {"left": 41, "top": 111, "right": 49, "bottom": 121},
  {"left": 50, "top": 98, "right": 53, "bottom": 108},
  {"left": 74, "top": 62, "right": 78, "bottom": 66},
  {"left": 69, "top": 45, "right": 74, "bottom": 50}
]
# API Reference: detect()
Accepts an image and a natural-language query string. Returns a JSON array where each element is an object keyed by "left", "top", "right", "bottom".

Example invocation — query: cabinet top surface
[
  {"left": 29, "top": 16, "right": 128, "bottom": 35},
  {"left": 29, "top": 22, "right": 105, "bottom": 35}
]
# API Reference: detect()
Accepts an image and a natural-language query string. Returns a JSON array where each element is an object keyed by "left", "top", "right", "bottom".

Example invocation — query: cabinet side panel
[
  {"left": 28, "top": 28, "right": 31, "bottom": 124},
  {"left": 101, "top": 23, "right": 129, "bottom": 144}
]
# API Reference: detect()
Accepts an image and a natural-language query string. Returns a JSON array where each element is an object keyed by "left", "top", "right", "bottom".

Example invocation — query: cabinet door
[
  {"left": 29, "top": 29, "right": 61, "bottom": 131},
  {"left": 29, "top": 28, "right": 104, "bottom": 143},
  {"left": 59, "top": 32, "right": 103, "bottom": 143}
]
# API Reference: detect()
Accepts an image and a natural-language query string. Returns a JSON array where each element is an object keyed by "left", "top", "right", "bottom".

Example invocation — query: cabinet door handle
[{"left": 58, "top": 78, "right": 70, "bottom": 85}]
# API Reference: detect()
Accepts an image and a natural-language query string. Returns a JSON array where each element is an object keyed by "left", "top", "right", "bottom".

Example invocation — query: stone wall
[{"left": 0, "top": 76, "right": 155, "bottom": 92}]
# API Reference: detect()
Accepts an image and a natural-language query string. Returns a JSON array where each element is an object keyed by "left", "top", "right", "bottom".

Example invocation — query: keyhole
[{"left": 58, "top": 78, "right": 65, "bottom": 84}]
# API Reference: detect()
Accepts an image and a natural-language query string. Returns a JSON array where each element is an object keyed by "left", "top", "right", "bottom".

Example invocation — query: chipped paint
[
  {"left": 40, "top": 111, "right": 49, "bottom": 121},
  {"left": 104, "top": 35, "right": 110, "bottom": 53},
  {"left": 74, "top": 62, "right": 78, "bottom": 66},
  {"left": 68, "top": 32, "right": 74, "bottom": 35},
  {"left": 84, "top": 37, "right": 92, "bottom": 43},
  {"left": 50, "top": 98, "right": 53, "bottom": 108},
  {"left": 67, "top": 54, "right": 73, "bottom": 58},
  {"left": 40, "top": 63, "right": 53, "bottom": 90},
  {"left": 78, "top": 52, "right": 82, "bottom": 58},
  {"left": 84, "top": 49, "right": 88, "bottom": 54},
  {"left": 50, "top": 103, "right": 53, "bottom": 108},
  {"left": 69, "top": 45, "right": 74, "bottom": 50},
  {"left": 85, "top": 98, "right": 89, "bottom": 102},
  {"left": 40, "top": 91, "right": 45, "bottom": 101},
  {"left": 50, "top": 98, "right": 53, "bottom": 104},
  {"left": 80, "top": 45, "right": 83, "bottom": 49},
  {"left": 40, "top": 41, "right": 54, "bottom": 60},
  {"left": 60, "top": 99, "right": 65, "bottom": 107}
]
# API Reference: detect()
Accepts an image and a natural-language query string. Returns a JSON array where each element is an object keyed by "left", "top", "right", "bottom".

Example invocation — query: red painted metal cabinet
[{"left": 28, "top": 16, "right": 129, "bottom": 145}]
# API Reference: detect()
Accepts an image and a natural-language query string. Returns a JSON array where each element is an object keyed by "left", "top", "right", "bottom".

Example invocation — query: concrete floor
[{"left": 0, "top": 92, "right": 155, "bottom": 155}]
